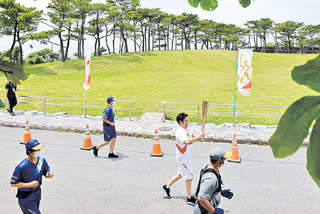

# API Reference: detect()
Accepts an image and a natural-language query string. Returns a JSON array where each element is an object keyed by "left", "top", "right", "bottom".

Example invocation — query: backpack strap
[
  {"left": 195, "top": 165, "right": 222, "bottom": 198},
  {"left": 203, "top": 168, "right": 222, "bottom": 193}
]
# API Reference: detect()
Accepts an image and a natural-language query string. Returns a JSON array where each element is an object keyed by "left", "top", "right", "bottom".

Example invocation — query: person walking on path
[
  {"left": 10, "top": 139, "right": 54, "bottom": 214},
  {"left": 162, "top": 112, "right": 204, "bottom": 206},
  {"left": 93, "top": 96, "right": 118, "bottom": 158},
  {"left": 193, "top": 147, "right": 233, "bottom": 214},
  {"left": 4, "top": 80, "right": 19, "bottom": 116}
]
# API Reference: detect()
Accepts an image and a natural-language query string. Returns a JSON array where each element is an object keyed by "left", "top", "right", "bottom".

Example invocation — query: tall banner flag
[
  {"left": 237, "top": 49, "right": 253, "bottom": 96},
  {"left": 83, "top": 55, "right": 91, "bottom": 90}
]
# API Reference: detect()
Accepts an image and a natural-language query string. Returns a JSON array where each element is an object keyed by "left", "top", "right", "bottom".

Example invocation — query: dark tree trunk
[
  {"left": 148, "top": 26, "right": 151, "bottom": 51},
  {"left": 9, "top": 23, "right": 18, "bottom": 61},
  {"left": 94, "top": 38, "right": 97, "bottom": 56},
  {"left": 64, "top": 28, "right": 71, "bottom": 61},
  {"left": 81, "top": 19, "right": 86, "bottom": 59},
  {"left": 105, "top": 26, "right": 111, "bottom": 54},
  {"left": 171, "top": 26, "right": 175, "bottom": 50},
  {"left": 122, "top": 29, "right": 128, "bottom": 53},
  {"left": 141, "top": 26, "right": 145, "bottom": 52},
  {"left": 112, "top": 26, "right": 116, "bottom": 54},
  {"left": 17, "top": 30, "right": 23, "bottom": 65},
  {"left": 59, "top": 31, "right": 65, "bottom": 62},
  {"left": 97, "top": 33, "right": 101, "bottom": 56},
  {"left": 166, "top": 27, "right": 170, "bottom": 50},
  {"left": 194, "top": 31, "right": 198, "bottom": 50}
]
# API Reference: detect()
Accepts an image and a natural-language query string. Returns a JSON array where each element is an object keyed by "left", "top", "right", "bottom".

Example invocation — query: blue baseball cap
[
  {"left": 25, "top": 139, "right": 43, "bottom": 152},
  {"left": 210, "top": 147, "right": 231, "bottom": 161},
  {"left": 107, "top": 97, "right": 115, "bottom": 103}
]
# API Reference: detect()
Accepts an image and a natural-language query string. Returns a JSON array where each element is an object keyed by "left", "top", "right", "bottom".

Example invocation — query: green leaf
[
  {"left": 292, "top": 54, "right": 320, "bottom": 93},
  {"left": 0, "top": 60, "right": 29, "bottom": 84},
  {"left": 200, "top": 0, "right": 218, "bottom": 11},
  {"left": 269, "top": 96, "right": 320, "bottom": 158},
  {"left": 188, "top": 0, "right": 200, "bottom": 8},
  {"left": 239, "top": 0, "right": 251, "bottom": 8},
  {"left": 0, "top": 99, "right": 5, "bottom": 108},
  {"left": 131, "top": 0, "right": 140, "bottom": 6},
  {"left": 307, "top": 118, "right": 320, "bottom": 188}
]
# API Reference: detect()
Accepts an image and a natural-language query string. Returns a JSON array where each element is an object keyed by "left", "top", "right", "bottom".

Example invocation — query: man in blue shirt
[
  {"left": 10, "top": 139, "right": 54, "bottom": 214},
  {"left": 93, "top": 96, "right": 118, "bottom": 158}
]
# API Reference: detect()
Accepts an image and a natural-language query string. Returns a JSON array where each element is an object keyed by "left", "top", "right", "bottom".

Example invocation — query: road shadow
[
  {"left": 162, "top": 195, "right": 186, "bottom": 202},
  {"left": 95, "top": 152, "right": 129, "bottom": 161},
  {"left": 162, "top": 196, "right": 231, "bottom": 213}
]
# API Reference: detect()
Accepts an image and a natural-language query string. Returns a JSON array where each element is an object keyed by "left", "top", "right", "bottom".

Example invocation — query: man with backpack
[{"left": 194, "top": 147, "right": 233, "bottom": 214}]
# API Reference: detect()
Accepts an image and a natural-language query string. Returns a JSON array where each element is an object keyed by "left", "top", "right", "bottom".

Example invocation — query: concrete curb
[
  {"left": 0, "top": 118, "right": 309, "bottom": 146},
  {"left": 1, "top": 120, "right": 309, "bottom": 147}
]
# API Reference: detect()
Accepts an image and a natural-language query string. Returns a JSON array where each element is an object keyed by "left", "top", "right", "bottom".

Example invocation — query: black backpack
[
  {"left": 195, "top": 165, "right": 222, "bottom": 198},
  {"left": 195, "top": 165, "right": 223, "bottom": 214}
]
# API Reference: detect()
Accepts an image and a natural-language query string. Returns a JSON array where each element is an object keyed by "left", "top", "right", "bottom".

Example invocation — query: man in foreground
[
  {"left": 194, "top": 147, "right": 233, "bottom": 214},
  {"left": 10, "top": 139, "right": 54, "bottom": 214}
]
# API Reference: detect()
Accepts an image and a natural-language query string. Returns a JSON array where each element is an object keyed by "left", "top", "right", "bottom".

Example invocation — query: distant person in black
[{"left": 4, "top": 81, "right": 19, "bottom": 116}]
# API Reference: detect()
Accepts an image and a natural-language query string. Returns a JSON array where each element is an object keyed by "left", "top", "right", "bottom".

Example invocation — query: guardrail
[
  {"left": 1, "top": 94, "right": 137, "bottom": 120},
  {"left": 160, "top": 101, "right": 288, "bottom": 124}
]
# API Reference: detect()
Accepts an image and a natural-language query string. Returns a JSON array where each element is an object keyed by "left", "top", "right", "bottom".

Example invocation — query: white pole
[
  {"left": 84, "top": 89, "right": 86, "bottom": 118},
  {"left": 233, "top": 49, "right": 239, "bottom": 127}
]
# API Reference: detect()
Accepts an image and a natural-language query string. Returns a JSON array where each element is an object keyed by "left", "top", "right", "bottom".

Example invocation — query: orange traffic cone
[
  {"left": 151, "top": 129, "right": 163, "bottom": 157},
  {"left": 227, "top": 134, "right": 241, "bottom": 163},
  {"left": 20, "top": 121, "right": 31, "bottom": 144},
  {"left": 81, "top": 125, "right": 93, "bottom": 150}
]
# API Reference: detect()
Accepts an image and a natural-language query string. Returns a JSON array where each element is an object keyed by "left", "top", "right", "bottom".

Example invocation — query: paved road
[{"left": 1, "top": 126, "right": 319, "bottom": 214}]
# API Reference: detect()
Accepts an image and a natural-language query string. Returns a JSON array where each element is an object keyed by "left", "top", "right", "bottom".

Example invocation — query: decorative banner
[
  {"left": 237, "top": 49, "right": 253, "bottom": 96},
  {"left": 83, "top": 55, "right": 91, "bottom": 90}
]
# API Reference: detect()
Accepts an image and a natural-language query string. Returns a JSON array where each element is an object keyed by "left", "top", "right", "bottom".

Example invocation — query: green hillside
[{"left": 0, "top": 50, "right": 318, "bottom": 125}]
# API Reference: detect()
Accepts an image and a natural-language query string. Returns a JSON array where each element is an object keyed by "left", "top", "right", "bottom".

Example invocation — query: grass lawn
[{"left": 0, "top": 49, "right": 318, "bottom": 125}]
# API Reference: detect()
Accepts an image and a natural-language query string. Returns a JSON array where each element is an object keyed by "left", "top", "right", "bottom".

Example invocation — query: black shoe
[
  {"left": 162, "top": 185, "right": 171, "bottom": 198},
  {"left": 6, "top": 109, "right": 11, "bottom": 113},
  {"left": 93, "top": 146, "right": 98, "bottom": 157},
  {"left": 10, "top": 111, "right": 15, "bottom": 116},
  {"left": 108, "top": 153, "right": 118, "bottom": 158},
  {"left": 186, "top": 196, "right": 197, "bottom": 206}
]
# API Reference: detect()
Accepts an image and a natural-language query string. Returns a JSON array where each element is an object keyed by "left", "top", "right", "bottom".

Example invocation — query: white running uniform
[{"left": 175, "top": 126, "right": 193, "bottom": 180}]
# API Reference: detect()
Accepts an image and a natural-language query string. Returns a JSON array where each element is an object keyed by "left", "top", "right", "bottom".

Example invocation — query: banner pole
[
  {"left": 84, "top": 89, "right": 86, "bottom": 118},
  {"left": 84, "top": 55, "right": 87, "bottom": 118},
  {"left": 233, "top": 50, "right": 239, "bottom": 127}
]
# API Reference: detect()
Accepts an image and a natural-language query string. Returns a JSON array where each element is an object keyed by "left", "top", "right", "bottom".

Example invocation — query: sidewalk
[{"left": 0, "top": 109, "right": 305, "bottom": 145}]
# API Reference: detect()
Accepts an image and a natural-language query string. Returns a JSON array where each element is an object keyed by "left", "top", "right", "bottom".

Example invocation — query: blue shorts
[
  {"left": 18, "top": 189, "right": 41, "bottom": 214},
  {"left": 103, "top": 125, "right": 116, "bottom": 141}
]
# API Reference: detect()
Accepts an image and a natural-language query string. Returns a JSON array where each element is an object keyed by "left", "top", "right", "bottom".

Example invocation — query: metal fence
[
  {"left": 2, "top": 94, "right": 137, "bottom": 120},
  {"left": 160, "top": 101, "right": 289, "bottom": 124}
]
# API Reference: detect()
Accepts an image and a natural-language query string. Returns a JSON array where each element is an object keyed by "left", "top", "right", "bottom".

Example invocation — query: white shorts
[{"left": 177, "top": 162, "right": 193, "bottom": 181}]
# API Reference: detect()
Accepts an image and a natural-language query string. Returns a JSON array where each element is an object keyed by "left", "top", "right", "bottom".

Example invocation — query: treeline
[{"left": 1, "top": 0, "right": 320, "bottom": 65}]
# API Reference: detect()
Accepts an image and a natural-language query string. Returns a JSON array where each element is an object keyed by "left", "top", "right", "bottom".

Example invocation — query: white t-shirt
[{"left": 175, "top": 126, "right": 192, "bottom": 163}]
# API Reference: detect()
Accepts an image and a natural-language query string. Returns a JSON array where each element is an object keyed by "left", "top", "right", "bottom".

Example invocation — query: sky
[{"left": 1, "top": 0, "right": 320, "bottom": 56}]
